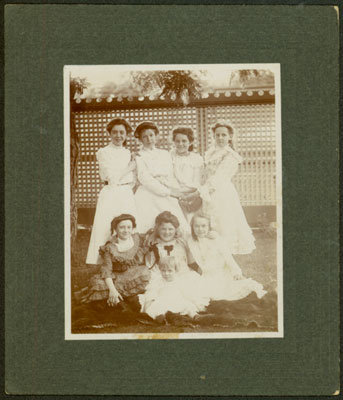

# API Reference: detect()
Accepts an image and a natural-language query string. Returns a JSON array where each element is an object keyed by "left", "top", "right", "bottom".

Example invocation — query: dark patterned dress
[{"left": 82, "top": 233, "right": 150, "bottom": 302}]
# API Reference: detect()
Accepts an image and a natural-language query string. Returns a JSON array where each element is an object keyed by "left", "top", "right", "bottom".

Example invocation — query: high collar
[
  {"left": 115, "top": 235, "right": 134, "bottom": 252},
  {"left": 109, "top": 142, "right": 123, "bottom": 149},
  {"left": 171, "top": 148, "right": 190, "bottom": 157},
  {"left": 142, "top": 146, "right": 156, "bottom": 152},
  {"left": 206, "top": 145, "right": 242, "bottom": 162}
]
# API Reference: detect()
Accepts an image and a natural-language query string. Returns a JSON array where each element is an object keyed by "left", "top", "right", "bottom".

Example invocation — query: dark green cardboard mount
[{"left": 5, "top": 5, "right": 339, "bottom": 395}]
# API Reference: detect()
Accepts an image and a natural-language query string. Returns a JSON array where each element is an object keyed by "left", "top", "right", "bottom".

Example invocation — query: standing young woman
[
  {"left": 198, "top": 120, "right": 255, "bottom": 254},
  {"left": 170, "top": 127, "right": 204, "bottom": 220},
  {"left": 133, "top": 121, "right": 189, "bottom": 234},
  {"left": 86, "top": 118, "right": 137, "bottom": 265}
]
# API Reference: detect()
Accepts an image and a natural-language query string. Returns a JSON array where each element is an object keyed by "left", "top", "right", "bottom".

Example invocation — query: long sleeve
[
  {"left": 180, "top": 238, "right": 196, "bottom": 265},
  {"left": 193, "top": 157, "right": 204, "bottom": 188},
  {"left": 217, "top": 156, "right": 239, "bottom": 180},
  {"left": 133, "top": 233, "right": 146, "bottom": 264},
  {"left": 218, "top": 239, "right": 243, "bottom": 276},
  {"left": 199, "top": 150, "right": 240, "bottom": 201},
  {"left": 100, "top": 250, "right": 114, "bottom": 279},
  {"left": 136, "top": 155, "right": 171, "bottom": 197},
  {"left": 198, "top": 183, "right": 212, "bottom": 202},
  {"left": 225, "top": 251, "right": 243, "bottom": 277},
  {"left": 171, "top": 152, "right": 204, "bottom": 190},
  {"left": 96, "top": 149, "right": 122, "bottom": 184}
]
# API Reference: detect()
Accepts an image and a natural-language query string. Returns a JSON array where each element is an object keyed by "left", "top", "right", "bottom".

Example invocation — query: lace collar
[
  {"left": 108, "top": 142, "right": 124, "bottom": 150},
  {"left": 170, "top": 148, "right": 190, "bottom": 158},
  {"left": 205, "top": 145, "right": 242, "bottom": 164},
  {"left": 116, "top": 236, "right": 134, "bottom": 252},
  {"left": 109, "top": 233, "right": 138, "bottom": 253},
  {"left": 141, "top": 147, "right": 157, "bottom": 153}
]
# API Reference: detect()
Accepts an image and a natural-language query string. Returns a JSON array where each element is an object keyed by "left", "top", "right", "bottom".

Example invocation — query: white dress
[
  {"left": 138, "top": 268, "right": 210, "bottom": 319},
  {"left": 171, "top": 149, "right": 204, "bottom": 191},
  {"left": 171, "top": 150, "right": 204, "bottom": 222},
  {"left": 86, "top": 144, "right": 137, "bottom": 264},
  {"left": 187, "top": 236, "right": 266, "bottom": 301},
  {"left": 200, "top": 146, "right": 255, "bottom": 254},
  {"left": 134, "top": 148, "right": 189, "bottom": 234}
]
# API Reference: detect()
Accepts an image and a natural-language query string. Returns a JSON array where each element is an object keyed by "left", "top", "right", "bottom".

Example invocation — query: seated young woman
[
  {"left": 82, "top": 214, "right": 150, "bottom": 307},
  {"left": 138, "top": 211, "right": 208, "bottom": 321},
  {"left": 143, "top": 210, "right": 201, "bottom": 275},
  {"left": 187, "top": 212, "right": 267, "bottom": 302}
]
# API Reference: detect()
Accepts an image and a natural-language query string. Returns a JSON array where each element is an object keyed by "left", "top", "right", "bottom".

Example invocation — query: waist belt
[
  {"left": 104, "top": 181, "right": 131, "bottom": 186},
  {"left": 112, "top": 262, "right": 129, "bottom": 272}
]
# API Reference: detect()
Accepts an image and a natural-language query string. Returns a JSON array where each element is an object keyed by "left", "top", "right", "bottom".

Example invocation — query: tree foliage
[
  {"left": 70, "top": 77, "right": 89, "bottom": 264},
  {"left": 131, "top": 70, "right": 205, "bottom": 105},
  {"left": 229, "top": 69, "right": 274, "bottom": 88},
  {"left": 70, "top": 77, "right": 89, "bottom": 101}
]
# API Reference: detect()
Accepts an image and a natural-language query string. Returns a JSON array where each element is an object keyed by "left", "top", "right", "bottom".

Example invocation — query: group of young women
[{"left": 82, "top": 117, "right": 264, "bottom": 322}]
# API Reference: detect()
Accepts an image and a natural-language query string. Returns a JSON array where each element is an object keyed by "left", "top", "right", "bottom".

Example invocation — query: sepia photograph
[{"left": 64, "top": 63, "right": 283, "bottom": 339}]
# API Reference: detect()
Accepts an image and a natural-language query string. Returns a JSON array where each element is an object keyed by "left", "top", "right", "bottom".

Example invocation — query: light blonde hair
[
  {"left": 190, "top": 212, "right": 218, "bottom": 240},
  {"left": 158, "top": 256, "right": 177, "bottom": 271}
]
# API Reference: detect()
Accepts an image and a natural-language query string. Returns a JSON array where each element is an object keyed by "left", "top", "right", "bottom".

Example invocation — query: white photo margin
[{"left": 64, "top": 63, "right": 283, "bottom": 340}]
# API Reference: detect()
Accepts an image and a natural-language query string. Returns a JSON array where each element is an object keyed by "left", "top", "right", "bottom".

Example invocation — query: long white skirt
[
  {"left": 202, "top": 269, "right": 266, "bottom": 301},
  {"left": 203, "top": 181, "right": 255, "bottom": 254},
  {"left": 86, "top": 185, "right": 137, "bottom": 264},
  {"left": 134, "top": 185, "right": 190, "bottom": 234}
]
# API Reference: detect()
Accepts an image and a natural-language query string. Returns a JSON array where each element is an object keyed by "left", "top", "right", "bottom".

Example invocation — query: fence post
[
  {"left": 197, "top": 107, "right": 208, "bottom": 156},
  {"left": 70, "top": 115, "right": 79, "bottom": 263}
]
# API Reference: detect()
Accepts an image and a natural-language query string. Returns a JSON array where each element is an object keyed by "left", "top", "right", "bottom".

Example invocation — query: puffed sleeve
[
  {"left": 133, "top": 233, "right": 146, "bottom": 264},
  {"left": 96, "top": 148, "right": 122, "bottom": 184},
  {"left": 219, "top": 155, "right": 240, "bottom": 180},
  {"left": 177, "top": 237, "right": 195, "bottom": 265},
  {"left": 96, "top": 148, "right": 109, "bottom": 182},
  {"left": 136, "top": 155, "right": 171, "bottom": 197},
  {"left": 193, "top": 153, "right": 204, "bottom": 188}
]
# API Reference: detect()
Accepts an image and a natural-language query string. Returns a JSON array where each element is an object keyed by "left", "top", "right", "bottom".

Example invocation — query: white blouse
[
  {"left": 188, "top": 236, "right": 242, "bottom": 277},
  {"left": 170, "top": 150, "right": 204, "bottom": 190},
  {"left": 135, "top": 148, "right": 179, "bottom": 197},
  {"left": 199, "top": 145, "right": 242, "bottom": 201},
  {"left": 96, "top": 144, "right": 133, "bottom": 186},
  {"left": 204, "top": 145, "right": 242, "bottom": 184}
]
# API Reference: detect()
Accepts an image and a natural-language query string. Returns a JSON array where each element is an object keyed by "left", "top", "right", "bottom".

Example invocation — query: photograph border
[{"left": 64, "top": 63, "right": 283, "bottom": 340}]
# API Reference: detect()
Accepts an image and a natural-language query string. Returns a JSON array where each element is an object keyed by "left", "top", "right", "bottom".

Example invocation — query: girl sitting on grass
[
  {"left": 82, "top": 214, "right": 150, "bottom": 306},
  {"left": 144, "top": 210, "right": 202, "bottom": 275},
  {"left": 138, "top": 256, "right": 209, "bottom": 321},
  {"left": 187, "top": 212, "right": 267, "bottom": 301}
]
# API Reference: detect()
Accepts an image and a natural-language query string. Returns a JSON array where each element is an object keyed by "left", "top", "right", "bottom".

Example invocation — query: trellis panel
[
  {"left": 205, "top": 104, "right": 276, "bottom": 206},
  {"left": 73, "top": 103, "right": 276, "bottom": 208}
]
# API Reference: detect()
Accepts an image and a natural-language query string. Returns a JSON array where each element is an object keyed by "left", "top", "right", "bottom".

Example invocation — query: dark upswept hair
[
  {"left": 106, "top": 118, "right": 132, "bottom": 147},
  {"left": 211, "top": 121, "right": 236, "bottom": 150},
  {"left": 155, "top": 211, "right": 180, "bottom": 229},
  {"left": 110, "top": 214, "right": 136, "bottom": 235},
  {"left": 134, "top": 121, "right": 159, "bottom": 140},
  {"left": 106, "top": 118, "right": 133, "bottom": 135},
  {"left": 172, "top": 127, "right": 195, "bottom": 152},
  {"left": 211, "top": 121, "right": 234, "bottom": 136},
  {"left": 148, "top": 211, "right": 182, "bottom": 242}
]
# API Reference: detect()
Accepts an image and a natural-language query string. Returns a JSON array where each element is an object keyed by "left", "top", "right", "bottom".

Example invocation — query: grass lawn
[{"left": 71, "top": 229, "right": 279, "bottom": 335}]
